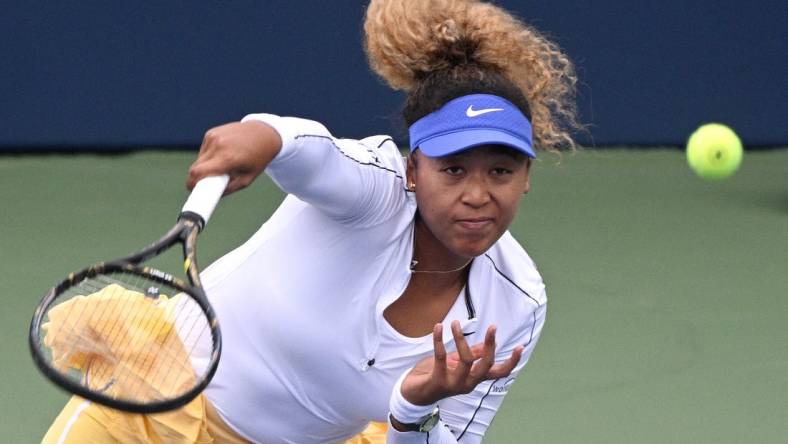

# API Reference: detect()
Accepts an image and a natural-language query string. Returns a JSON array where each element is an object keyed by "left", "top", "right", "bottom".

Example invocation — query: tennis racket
[{"left": 29, "top": 175, "right": 229, "bottom": 414}]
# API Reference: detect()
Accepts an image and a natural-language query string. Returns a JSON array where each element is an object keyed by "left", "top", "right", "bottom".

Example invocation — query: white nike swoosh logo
[{"left": 466, "top": 105, "right": 504, "bottom": 117}]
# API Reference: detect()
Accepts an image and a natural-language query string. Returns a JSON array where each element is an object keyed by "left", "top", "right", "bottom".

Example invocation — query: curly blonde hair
[{"left": 364, "top": 0, "right": 579, "bottom": 150}]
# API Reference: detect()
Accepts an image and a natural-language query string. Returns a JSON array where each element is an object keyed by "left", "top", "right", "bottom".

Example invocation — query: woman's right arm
[
  {"left": 187, "top": 119, "right": 282, "bottom": 194},
  {"left": 188, "top": 114, "right": 409, "bottom": 226}
]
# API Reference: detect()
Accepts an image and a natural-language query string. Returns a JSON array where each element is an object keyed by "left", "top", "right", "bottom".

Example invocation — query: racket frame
[{"left": 29, "top": 212, "right": 222, "bottom": 414}]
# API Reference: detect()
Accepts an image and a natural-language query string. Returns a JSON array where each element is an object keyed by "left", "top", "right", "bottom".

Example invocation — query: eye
[
  {"left": 491, "top": 167, "right": 512, "bottom": 175},
  {"left": 443, "top": 166, "right": 465, "bottom": 176}
]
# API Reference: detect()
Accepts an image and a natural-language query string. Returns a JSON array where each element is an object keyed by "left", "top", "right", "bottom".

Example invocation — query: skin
[
  {"left": 187, "top": 121, "right": 282, "bottom": 194},
  {"left": 408, "top": 146, "right": 531, "bottom": 262},
  {"left": 188, "top": 120, "right": 531, "bottom": 430}
]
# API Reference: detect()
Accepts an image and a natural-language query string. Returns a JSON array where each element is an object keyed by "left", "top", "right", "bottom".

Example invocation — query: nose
[{"left": 460, "top": 173, "right": 491, "bottom": 208}]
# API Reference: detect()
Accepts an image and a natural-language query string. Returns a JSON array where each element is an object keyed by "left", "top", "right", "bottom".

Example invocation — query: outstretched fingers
[
  {"left": 468, "top": 325, "right": 497, "bottom": 380},
  {"left": 432, "top": 323, "right": 448, "bottom": 379},
  {"left": 486, "top": 345, "right": 524, "bottom": 379},
  {"left": 450, "top": 320, "right": 476, "bottom": 375}
]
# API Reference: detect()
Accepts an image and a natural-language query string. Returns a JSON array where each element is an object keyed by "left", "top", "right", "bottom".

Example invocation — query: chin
[
  {"left": 455, "top": 226, "right": 512, "bottom": 257},
  {"left": 452, "top": 238, "right": 496, "bottom": 258}
]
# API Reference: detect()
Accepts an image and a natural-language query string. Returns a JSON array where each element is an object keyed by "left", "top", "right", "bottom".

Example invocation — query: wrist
[
  {"left": 389, "top": 413, "right": 411, "bottom": 432},
  {"left": 241, "top": 120, "right": 282, "bottom": 155},
  {"left": 389, "top": 408, "right": 440, "bottom": 433},
  {"left": 389, "top": 370, "right": 438, "bottom": 426},
  {"left": 240, "top": 114, "right": 285, "bottom": 159}
]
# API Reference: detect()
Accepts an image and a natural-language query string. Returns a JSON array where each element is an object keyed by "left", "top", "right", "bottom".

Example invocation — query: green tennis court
[{"left": 2, "top": 149, "right": 786, "bottom": 443}]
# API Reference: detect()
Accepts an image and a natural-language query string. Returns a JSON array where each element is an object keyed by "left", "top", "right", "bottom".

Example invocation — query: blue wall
[{"left": 1, "top": 1, "right": 786, "bottom": 150}]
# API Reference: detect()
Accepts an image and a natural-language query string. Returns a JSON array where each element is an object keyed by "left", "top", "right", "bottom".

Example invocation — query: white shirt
[{"left": 200, "top": 114, "right": 547, "bottom": 443}]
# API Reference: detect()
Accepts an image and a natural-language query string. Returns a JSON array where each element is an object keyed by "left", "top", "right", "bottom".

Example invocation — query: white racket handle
[{"left": 181, "top": 175, "right": 230, "bottom": 227}]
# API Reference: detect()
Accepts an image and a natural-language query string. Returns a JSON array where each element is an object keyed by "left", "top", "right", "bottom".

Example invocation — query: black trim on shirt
[
  {"left": 463, "top": 285, "right": 475, "bottom": 320},
  {"left": 295, "top": 134, "right": 413, "bottom": 194},
  {"left": 461, "top": 285, "right": 476, "bottom": 335},
  {"left": 483, "top": 254, "right": 541, "bottom": 307},
  {"left": 456, "top": 378, "right": 500, "bottom": 441},
  {"left": 376, "top": 137, "right": 394, "bottom": 149},
  {"left": 526, "top": 310, "right": 537, "bottom": 347},
  {"left": 294, "top": 134, "right": 404, "bottom": 181}
]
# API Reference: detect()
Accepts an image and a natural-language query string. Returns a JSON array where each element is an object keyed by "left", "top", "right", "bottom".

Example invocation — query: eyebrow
[
  {"left": 487, "top": 146, "right": 526, "bottom": 161},
  {"left": 441, "top": 146, "right": 525, "bottom": 163}
]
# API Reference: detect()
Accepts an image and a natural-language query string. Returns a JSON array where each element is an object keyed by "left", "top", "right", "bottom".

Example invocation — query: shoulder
[
  {"left": 480, "top": 231, "right": 546, "bottom": 308},
  {"left": 328, "top": 135, "right": 406, "bottom": 179},
  {"left": 359, "top": 134, "right": 399, "bottom": 151}
]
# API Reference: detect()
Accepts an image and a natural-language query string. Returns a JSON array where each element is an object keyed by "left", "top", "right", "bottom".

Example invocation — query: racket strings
[
  {"left": 48, "top": 274, "right": 159, "bottom": 395},
  {"left": 38, "top": 271, "right": 212, "bottom": 404},
  {"left": 128, "top": 281, "right": 206, "bottom": 398},
  {"left": 65, "top": 273, "right": 171, "bottom": 394},
  {"left": 102, "top": 272, "right": 207, "bottom": 398},
  {"left": 74, "top": 277, "right": 200, "bottom": 399}
]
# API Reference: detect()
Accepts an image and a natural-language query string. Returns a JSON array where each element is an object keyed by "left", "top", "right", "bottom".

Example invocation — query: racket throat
[{"left": 178, "top": 211, "right": 206, "bottom": 232}]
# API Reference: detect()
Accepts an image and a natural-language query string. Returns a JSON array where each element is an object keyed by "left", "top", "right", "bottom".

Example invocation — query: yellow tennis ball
[{"left": 686, "top": 123, "right": 743, "bottom": 180}]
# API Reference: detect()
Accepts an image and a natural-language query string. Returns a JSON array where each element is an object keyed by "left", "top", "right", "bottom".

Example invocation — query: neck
[{"left": 411, "top": 215, "right": 472, "bottom": 281}]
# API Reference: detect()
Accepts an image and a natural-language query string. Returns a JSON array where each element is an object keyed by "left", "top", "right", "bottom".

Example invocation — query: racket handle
[{"left": 181, "top": 175, "right": 230, "bottom": 228}]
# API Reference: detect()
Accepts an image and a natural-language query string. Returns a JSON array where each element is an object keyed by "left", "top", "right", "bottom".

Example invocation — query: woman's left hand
[{"left": 399, "top": 321, "right": 524, "bottom": 406}]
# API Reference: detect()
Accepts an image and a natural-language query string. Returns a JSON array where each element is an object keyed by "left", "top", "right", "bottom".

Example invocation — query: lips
[{"left": 455, "top": 217, "right": 494, "bottom": 231}]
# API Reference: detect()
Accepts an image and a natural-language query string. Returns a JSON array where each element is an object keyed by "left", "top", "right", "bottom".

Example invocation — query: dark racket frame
[{"left": 29, "top": 175, "right": 229, "bottom": 414}]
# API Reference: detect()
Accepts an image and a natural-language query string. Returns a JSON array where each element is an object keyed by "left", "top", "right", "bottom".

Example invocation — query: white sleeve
[
  {"left": 387, "top": 303, "right": 547, "bottom": 443},
  {"left": 241, "top": 113, "right": 409, "bottom": 227}
]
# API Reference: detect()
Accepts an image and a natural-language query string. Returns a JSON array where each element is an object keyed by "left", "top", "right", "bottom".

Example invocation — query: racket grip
[{"left": 181, "top": 175, "right": 230, "bottom": 228}]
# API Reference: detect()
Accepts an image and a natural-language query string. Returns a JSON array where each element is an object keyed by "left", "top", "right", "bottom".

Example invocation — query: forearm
[
  {"left": 242, "top": 113, "right": 406, "bottom": 225},
  {"left": 387, "top": 372, "right": 508, "bottom": 444},
  {"left": 386, "top": 364, "right": 465, "bottom": 443}
]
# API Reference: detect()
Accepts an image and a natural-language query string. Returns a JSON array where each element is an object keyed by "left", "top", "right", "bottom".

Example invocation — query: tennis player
[{"left": 42, "top": 0, "right": 578, "bottom": 442}]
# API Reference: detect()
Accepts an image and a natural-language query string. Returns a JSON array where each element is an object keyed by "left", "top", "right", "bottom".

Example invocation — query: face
[{"left": 407, "top": 145, "right": 531, "bottom": 259}]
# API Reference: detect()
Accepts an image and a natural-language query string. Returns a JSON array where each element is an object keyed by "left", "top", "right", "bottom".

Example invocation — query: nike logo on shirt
[{"left": 466, "top": 105, "right": 504, "bottom": 117}]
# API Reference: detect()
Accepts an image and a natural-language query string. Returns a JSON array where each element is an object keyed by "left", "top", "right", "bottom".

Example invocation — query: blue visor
[{"left": 408, "top": 94, "right": 534, "bottom": 158}]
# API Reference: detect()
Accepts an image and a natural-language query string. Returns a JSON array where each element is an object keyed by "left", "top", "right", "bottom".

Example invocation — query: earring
[{"left": 409, "top": 182, "right": 416, "bottom": 191}]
